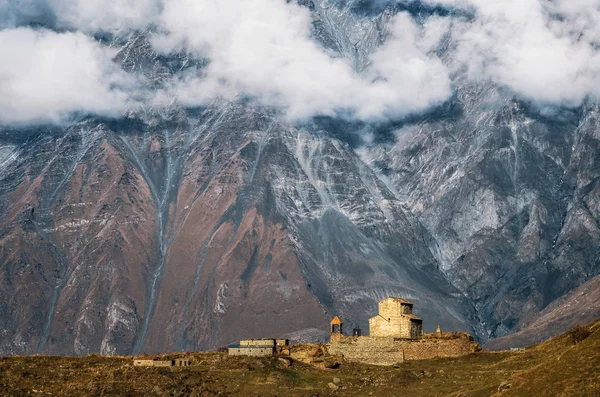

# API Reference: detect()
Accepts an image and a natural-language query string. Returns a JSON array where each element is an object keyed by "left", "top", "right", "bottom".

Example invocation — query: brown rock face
[
  {"left": 0, "top": 126, "right": 159, "bottom": 355},
  {"left": 0, "top": 105, "right": 472, "bottom": 355}
]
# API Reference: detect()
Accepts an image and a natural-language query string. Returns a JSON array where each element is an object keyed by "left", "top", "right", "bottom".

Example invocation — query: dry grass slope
[{"left": 1, "top": 318, "right": 599, "bottom": 396}]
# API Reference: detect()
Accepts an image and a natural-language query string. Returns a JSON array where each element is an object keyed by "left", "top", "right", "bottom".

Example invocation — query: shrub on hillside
[{"left": 568, "top": 325, "right": 592, "bottom": 344}]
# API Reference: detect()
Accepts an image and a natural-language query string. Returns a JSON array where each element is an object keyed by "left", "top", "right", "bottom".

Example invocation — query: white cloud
[
  {"left": 0, "top": 28, "right": 138, "bottom": 125},
  {"left": 2, "top": 0, "right": 600, "bottom": 125},
  {"left": 51, "top": 0, "right": 161, "bottom": 33},
  {"left": 152, "top": 0, "right": 452, "bottom": 121},
  {"left": 0, "top": 0, "right": 160, "bottom": 33},
  {"left": 547, "top": 0, "right": 600, "bottom": 44},
  {"left": 0, "top": 0, "right": 54, "bottom": 28},
  {"left": 359, "top": 13, "right": 452, "bottom": 119},
  {"left": 441, "top": 0, "right": 600, "bottom": 106}
]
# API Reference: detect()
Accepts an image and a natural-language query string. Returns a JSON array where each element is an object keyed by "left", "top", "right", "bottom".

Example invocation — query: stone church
[
  {"left": 368, "top": 297, "right": 423, "bottom": 339},
  {"left": 328, "top": 296, "right": 479, "bottom": 365}
]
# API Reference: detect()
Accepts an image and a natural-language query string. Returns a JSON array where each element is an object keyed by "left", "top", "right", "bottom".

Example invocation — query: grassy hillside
[{"left": 1, "top": 318, "right": 599, "bottom": 396}]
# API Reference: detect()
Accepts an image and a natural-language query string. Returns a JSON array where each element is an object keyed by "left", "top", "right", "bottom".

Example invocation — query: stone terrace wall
[
  {"left": 327, "top": 337, "right": 405, "bottom": 366},
  {"left": 327, "top": 336, "right": 479, "bottom": 366},
  {"left": 397, "top": 338, "right": 478, "bottom": 360}
]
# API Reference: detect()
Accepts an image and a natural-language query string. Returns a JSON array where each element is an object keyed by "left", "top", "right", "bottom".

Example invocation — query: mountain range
[{"left": 0, "top": 0, "right": 599, "bottom": 355}]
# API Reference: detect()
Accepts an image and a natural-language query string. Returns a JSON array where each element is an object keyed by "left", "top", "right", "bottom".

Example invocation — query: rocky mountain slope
[
  {"left": 0, "top": 0, "right": 599, "bottom": 355},
  {"left": 485, "top": 274, "right": 600, "bottom": 350}
]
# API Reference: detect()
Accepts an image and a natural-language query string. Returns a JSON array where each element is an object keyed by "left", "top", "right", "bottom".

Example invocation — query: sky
[{"left": 0, "top": 0, "right": 599, "bottom": 125}]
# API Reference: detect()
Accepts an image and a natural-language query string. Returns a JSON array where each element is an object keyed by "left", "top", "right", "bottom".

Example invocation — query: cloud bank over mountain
[
  {"left": 0, "top": 28, "right": 138, "bottom": 124},
  {"left": 1, "top": 0, "right": 599, "bottom": 125},
  {"left": 0, "top": 0, "right": 161, "bottom": 32},
  {"left": 153, "top": 1, "right": 451, "bottom": 120},
  {"left": 450, "top": 0, "right": 600, "bottom": 107}
]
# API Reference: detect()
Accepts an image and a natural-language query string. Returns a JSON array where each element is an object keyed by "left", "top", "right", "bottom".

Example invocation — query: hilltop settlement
[
  {"left": 3, "top": 299, "right": 599, "bottom": 396},
  {"left": 216, "top": 296, "right": 479, "bottom": 366},
  {"left": 132, "top": 296, "right": 479, "bottom": 367}
]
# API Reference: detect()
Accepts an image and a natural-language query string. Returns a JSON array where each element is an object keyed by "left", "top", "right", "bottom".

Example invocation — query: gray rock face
[
  {"left": 360, "top": 94, "right": 600, "bottom": 339},
  {"left": 0, "top": 1, "right": 598, "bottom": 355}
]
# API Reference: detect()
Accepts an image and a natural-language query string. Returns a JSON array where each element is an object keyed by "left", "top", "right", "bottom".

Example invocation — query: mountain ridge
[{"left": 0, "top": 1, "right": 599, "bottom": 355}]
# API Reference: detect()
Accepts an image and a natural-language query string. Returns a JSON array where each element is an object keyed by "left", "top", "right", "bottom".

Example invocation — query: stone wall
[
  {"left": 133, "top": 359, "right": 174, "bottom": 367},
  {"left": 379, "top": 299, "right": 403, "bottom": 318},
  {"left": 133, "top": 360, "right": 155, "bottom": 367},
  {"left": 327, "top": 335, "right": 479, "bottom": 366},
  {"left": 240, "top": 339, "right": 275, "bottom": 347},
  {"left": 330, "top": 331, "right": 343, "bottom": 343},
  {"left": 378, "top": 299, "right": 413, "bottom": 316},
  {"left": 152, "top": 360, "right": 174, "bottom": 367},
  {"left": 228, "top": 346, "right": 275, "bottom": 356},
  {"left": 397, "top": 338, "right": 478, "bottom": 360},
  {"left": 327, "top": 337, "right": 405, "bottom": 366},
  {"left": 174, "top": 359, "right": 191, "bottom": 367},
  {"left": 369, "top": 315, "right": 411, "bottom": 338}
]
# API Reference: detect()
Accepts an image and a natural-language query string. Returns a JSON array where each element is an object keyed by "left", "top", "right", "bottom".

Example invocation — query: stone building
[
  {"left": 133, "top": 359, "right": 157, "bottom": 367},
  {"left": 240, "top": 339, "right": 277, "bottom": 347},
  {"left": 330, "top": 316, "right": 343, "bottom": 343},
  {"left": 228, "top": 338, "right": 290, "bottom": 356},
  {"left": 328, "top": 297, "right": 480, "bottom": 365},
  {"left": 175, "top": 358, "right": 191, "bottom": 367},
  {"left": 133, "top": 358, "right": 190, "bottom": 367},
  {"left": 368, "top": 297, "right": 423, "bottom": 339},
  {"left": 276, "top": 339, "right": 291, "bottom": 355}
]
